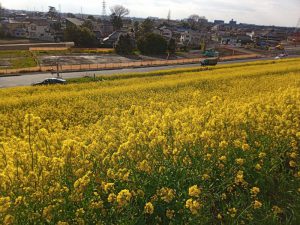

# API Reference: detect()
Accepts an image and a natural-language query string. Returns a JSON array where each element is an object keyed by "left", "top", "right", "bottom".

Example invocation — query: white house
[
  {"left": 27, "top": 20, "right": 55, "bottom": 42},
  {"left": 180, "top": 30, "right": 208, "bottom": 47}
]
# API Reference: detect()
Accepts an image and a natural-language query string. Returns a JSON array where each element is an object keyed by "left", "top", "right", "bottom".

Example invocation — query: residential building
[
  {"left": 27, "top": 19, "right": 54, "bottom": 41},
  {"left": 229, "top": 19, "right": 237, "bottom": 26},
  {"left": 154, "top": 26, "right": 173, "bottom": 40},
  {"left": 66, "top": 17, "right": 84, "bottom": 28},
  {"left": 214, "top": 20, "right": 225, "bottom": 25},
  {"left": 99, "top": 20, "right": 113, "bottom": 37},
  {"left": 1, "top": 18, "right": 29, "bottom": 38},
  {"left": 180, "top": 30, "right": 209, "bottom": 48},
  {"left": 220, "top": 35, "right": 237, "bottom": 45}
]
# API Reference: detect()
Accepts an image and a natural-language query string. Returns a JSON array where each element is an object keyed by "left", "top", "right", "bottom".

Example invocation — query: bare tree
[
  {"left": 188, "top": 14, "right": 207, "bottom": 30},
  {"left": 188, "top": 14, "right": 200, "bottom": 22},
  {"left": 110, "top": 5, "right": 129, "bottom": 18},
  {"left": 110, "top": 5, "right": 129, "bottom": 31}
]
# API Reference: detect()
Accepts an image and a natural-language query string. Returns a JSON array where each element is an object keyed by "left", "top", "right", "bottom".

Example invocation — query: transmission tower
[
  {"left": 102, "top": 0, "right": 107, "bottom": 16},
  {"left": 295, "top": 17, "right": 300, "bottom": 33},
  {"left": 167, "top": 9, "right": 171, "bottom": 21}
]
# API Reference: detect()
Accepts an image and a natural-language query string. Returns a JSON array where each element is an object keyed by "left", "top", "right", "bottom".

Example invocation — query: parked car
[
  {"left": 200, "top": 57, "right": 219, "bottom": 66},
  {"left": 32, "top": 78, "right": 67, "bottom": 86}
]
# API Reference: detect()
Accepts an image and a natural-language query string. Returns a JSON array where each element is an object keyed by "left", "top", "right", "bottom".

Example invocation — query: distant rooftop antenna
[
  {"left": 102, "top": 0, "right": 107, "bottom": 16},
  {"left": 167, "top": 9, "right": 171, "bottom": 21}
]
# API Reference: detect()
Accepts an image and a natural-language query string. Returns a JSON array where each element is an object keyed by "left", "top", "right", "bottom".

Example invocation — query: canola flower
[
  {"left": 253, "top": 200, "right": 263, "bottom": 209},
  {"left": 116, "top": 189, "right": 132, "bottom": 207},
  {"left": 0, "top": 58, "right": 299, "bottom": 224},
  {"left": 188, "top": 185, "right": 201, "bottom": 197},
  {"left": 185, "top": 199, "right": 202, "bottom": 215},
  {"left": 144, "top": 202, "right": 154, "bottom": 214}
]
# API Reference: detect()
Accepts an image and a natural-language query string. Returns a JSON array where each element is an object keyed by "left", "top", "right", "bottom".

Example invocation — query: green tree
[
  {"left": 78, "top": 27, "right": 97, "bottom": 47},
  {"left": 115, "top": 34, "right": 134, "bottom": 55},
  {"left": 0, "top": 24, "right": 5, "bottom": 38},
  {"left": 137, "top": 33, "right": 167, "bottom": 55},
  {"left": 133, "top": 21, "right": 139, "bottom": 34},
  {"left": 87, "top": 15, "right": 96, "bottom": 21},
  {"left": 168, "top": 38, "right": 176, "bottom": 55},
  {"left": 82, "top": 20, "right": 94, "bottom": 31},
  {"left": 66, "top": 13, "right": 76, "bottom": 18},
  {"left": 64, "top": 25, "right": 97, "bottom": 47},
  {"left": 140, "top": 18, "right": 155, "bottom": 34}
]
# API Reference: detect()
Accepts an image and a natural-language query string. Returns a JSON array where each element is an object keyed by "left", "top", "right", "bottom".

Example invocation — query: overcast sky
[{"left": 1, "top": 0, "right": 299, "bottom": 27}]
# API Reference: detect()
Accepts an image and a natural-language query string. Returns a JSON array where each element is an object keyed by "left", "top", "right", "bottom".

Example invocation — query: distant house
[
  {"left": 214, "top": 20, "right": 225, "bottom": 25},
  {"left": 220, "top": 35, "right": 237, "bottom": 45},
  {"left": 229, "top": 19, "right": 237, "bottom": 26},
  {"left": 65, "top": 17, "right": 84, "bottom": 28},
  {"left": 91, "top": 21, "right": 104, "bottom": 39},
  {"left": 154, "top": 26, "right": 173, "bottom": 40},
  {"left": 180, "top": 30, "right": 208, "bottom": 48},
  {"left": 1, "top": 19, "right": 29, "bottom": 38},
  {"left": 27, "top": 19, "right": 55, "bottom": 41},
  {"left": 237, "top": 35, "right": 252, "bottom": 45},
  {"left": 255, "top": 30, "right": 287, "bottom": 47},
  {"left": 99, "top": 20, "right": 114, "bottom": 37}
]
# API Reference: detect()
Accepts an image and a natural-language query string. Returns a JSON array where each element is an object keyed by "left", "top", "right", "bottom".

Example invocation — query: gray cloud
[{"left": 1, "top": 0, "right": 299, "bottom": 26}]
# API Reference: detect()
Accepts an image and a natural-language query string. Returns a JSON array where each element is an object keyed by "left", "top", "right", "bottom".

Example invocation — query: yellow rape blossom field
[{"left": 0, "top": 58, "right": 300, "bottom": 225}]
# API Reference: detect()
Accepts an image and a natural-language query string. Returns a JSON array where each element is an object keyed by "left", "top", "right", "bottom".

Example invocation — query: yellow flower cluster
[
  {"left": 0, "top": 58, "right": 299, "bottom": 224},
  {"left": 144, "top": 202, "right": 154, "bottom": 214},
  {"left": 157, "top": 187, "right": 176, "bottom": 203},
  {"left": 116, "top": 189, "right": 132, "bottom": 207},
  {"left": 185, "top": 198, "right": 202, "bottom": 215},
  {"left": 188, "top": 185, "right": 201, "bottom": 197}
]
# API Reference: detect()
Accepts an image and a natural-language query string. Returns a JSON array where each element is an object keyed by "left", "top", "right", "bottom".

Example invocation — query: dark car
[
  {"left": 200, "top": 57, "right": 219, "bottom": 66},
  {"left": 32, "top": 78, "right": 67, "bottom": 86}
]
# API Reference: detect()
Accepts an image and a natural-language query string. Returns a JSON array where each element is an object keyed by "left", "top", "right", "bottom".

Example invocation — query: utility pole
[{"left": 56, "top": 57, "right": 60, "bottom": 78}]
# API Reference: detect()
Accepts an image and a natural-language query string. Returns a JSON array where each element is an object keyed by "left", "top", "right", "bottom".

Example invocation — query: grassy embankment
[{"left": 0, "top": 50, "right": 37, "bottom": 69}]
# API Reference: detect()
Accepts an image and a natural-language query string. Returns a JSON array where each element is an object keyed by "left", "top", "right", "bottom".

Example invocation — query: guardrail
[{"left": 0, "top": 54, "right": 259, "bottom": 76}]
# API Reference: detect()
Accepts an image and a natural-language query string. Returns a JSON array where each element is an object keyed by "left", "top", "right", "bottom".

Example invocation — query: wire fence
[{"left": 0, "top": 54, "right": 260, "bottom": 76}]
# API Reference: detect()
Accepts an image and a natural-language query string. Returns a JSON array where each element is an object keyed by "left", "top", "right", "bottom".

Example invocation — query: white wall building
[
  {"left": 180, "top": 30, "right": 208, "bottom": 47},
  {"left": 27, "top": 20, "right": 55, "bottom": 42}
]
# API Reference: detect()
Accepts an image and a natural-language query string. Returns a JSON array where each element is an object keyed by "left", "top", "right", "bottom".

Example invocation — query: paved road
[{"left": 0, "top": 56, "right": 297, "bottom": 88}]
